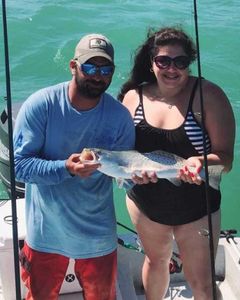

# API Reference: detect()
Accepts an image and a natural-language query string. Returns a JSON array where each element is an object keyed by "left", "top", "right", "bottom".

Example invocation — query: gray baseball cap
[{"left": 74, "top": 33, "right": 114, "bottom": 64}]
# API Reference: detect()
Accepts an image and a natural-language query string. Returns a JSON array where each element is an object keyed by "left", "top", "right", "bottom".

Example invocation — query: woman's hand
[
  {"left": 131, "top": 171, "right": 158, "bottom": 185},
  {"left": 178, "top": 156, "right": 203, "bottom": 185}
]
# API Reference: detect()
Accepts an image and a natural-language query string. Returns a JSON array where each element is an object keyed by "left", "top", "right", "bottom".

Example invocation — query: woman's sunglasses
[
  {"left": 153, "top": 55, "right": 190, "bottom": 70},
  {"left": 80, "top": 63, "right": 114, "bottom": 76}
]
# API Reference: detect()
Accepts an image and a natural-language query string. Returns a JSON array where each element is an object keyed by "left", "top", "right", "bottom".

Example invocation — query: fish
[{"left": 79, "top": 148, "right": 224, "bottom": 190}]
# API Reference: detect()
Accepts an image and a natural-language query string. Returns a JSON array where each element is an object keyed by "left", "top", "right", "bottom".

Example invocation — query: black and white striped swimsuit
[
  {"left": 133, "top": 80, "right": 211, "bottom": 155},
  {"left": 128, "top": 78, "right": 221, "bottom": 225}
]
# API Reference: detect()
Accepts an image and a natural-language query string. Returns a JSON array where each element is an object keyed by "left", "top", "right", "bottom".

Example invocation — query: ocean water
[{"left": 0, "top": 0, "right": 239, "bottom": 231}]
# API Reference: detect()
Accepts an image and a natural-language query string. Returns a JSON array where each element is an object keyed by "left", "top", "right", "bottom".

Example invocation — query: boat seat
[{"left": 117, "top": 241, "right": 225, "bottom": 295}]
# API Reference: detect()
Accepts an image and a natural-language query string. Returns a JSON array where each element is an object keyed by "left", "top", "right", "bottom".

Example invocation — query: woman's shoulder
[
  {"left": 201, "top": 79, "right": 230, "bottom": 109},
  {"left": 123, "top": 88, "right": 139, "bottom": 100},
  {"left": 121, "top": 88, "right": 141, "bottom": 116},
  {"left": 189, "top": 76, "right": 228, "bottom": 105},
  {"left": 123, "top": 83, "right": 153, "bottom": 103},
  {"left": 200, "top": 78, "right": 225, "bottom": 94},
  {"left": 196, "top": 78, "right": 233, "bottom": 120}
]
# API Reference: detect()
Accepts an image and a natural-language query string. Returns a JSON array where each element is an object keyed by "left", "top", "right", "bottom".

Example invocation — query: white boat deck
[
  {"left": 1, "top": 237, "right": 240, "bottom": 300},
  {"left": 0, "top": 199, "right": 240, "bottom": 299}
]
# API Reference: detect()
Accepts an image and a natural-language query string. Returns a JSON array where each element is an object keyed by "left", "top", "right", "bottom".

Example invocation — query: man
[{"left": 13, "top": 33, "right": 135, "bottom": 300}]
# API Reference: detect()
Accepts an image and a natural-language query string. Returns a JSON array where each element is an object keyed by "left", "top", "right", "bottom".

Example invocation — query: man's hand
[{"left": 66, "top": 153, "right": 100, "bottom": 178}]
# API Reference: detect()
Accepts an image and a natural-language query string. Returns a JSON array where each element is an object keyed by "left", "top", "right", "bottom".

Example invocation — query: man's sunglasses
[
  {"left": 80, "top": 63, "right": 114, "bottom": 76},
  {"left": 153, "top": 55, "right": 190, "bottom": 70}
]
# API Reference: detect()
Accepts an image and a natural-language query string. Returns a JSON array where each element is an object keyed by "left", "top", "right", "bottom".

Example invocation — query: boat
[
  {"left": 0, "top": 103, "right": 25, "bottom": 199},
  {"left": 0, "top": 196, "right": 240, "bottom": 300},
  {"left": 0, "top": 103, "right": 240, "bottom": 300}
]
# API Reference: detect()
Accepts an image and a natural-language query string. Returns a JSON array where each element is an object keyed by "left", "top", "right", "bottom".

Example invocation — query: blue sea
[{"left": 0, "top": 0, "right": 239, "bottom": 231}]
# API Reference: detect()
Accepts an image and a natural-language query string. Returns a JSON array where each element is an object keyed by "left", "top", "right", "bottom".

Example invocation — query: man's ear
[{"left": 69, "top": 60, "right": 77, "bottom": 74}]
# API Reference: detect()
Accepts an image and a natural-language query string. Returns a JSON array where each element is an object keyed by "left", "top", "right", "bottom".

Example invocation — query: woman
[{"left": 118, "top": 27, "right": 235, "bottom": 300}]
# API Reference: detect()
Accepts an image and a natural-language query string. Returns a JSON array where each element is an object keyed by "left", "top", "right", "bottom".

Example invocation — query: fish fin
[
  {"left": 168, "top": 178, "right": 182, "bottom": 186},
  {"left": 116, "top": 178, "right": 135, "bottom": 190}
]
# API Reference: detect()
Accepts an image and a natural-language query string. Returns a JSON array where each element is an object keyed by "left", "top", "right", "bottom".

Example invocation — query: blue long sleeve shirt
[{"left": 13, "top": 82, "right": 135, "bottom": 258}]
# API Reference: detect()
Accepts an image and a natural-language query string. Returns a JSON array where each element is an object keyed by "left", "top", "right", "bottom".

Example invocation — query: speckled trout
[{"left": 80, "top": 148, "right": 223, "bottom": 190}]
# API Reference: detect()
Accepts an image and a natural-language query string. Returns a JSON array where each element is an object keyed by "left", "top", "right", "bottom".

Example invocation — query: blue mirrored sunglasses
[{"left": 80, "top": 63, "right": 114, "bottom": 76}]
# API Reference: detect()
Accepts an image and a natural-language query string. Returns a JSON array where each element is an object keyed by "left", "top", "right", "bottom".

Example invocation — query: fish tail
[{"left": 200, "top": 165, "right": 224, "bottom": 190}]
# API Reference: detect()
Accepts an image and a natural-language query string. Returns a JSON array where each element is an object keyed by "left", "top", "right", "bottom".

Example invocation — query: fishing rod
[
  {"left": 117, "top": 221, "right": 138, "bottom": 235},
  {"left": 193, "top": 1, "right": 217, "bottom": 299},
  {"left": 1, "top": 0, "right": 22, "bottom": 299}
]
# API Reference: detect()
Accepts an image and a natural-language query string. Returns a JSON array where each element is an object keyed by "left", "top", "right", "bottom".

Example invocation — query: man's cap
[{"left": 74, "top": 33, "right": 114, "bottom": 64}]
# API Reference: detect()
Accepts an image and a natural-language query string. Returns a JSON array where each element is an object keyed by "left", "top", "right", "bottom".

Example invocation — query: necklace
[
  {"left": 151, "top": 92, "right": 179, "bottom": 109},
  {"left": 150, "top": 95, "right": 178, "bottom": 109},
  {"left": 150, "top": 82, "right": 188, "bottom": 109},
  {"left": 150, "top": 86, "right": 183, "bottom": 109},
  {"left": 160, "top": 99, "right": 178, "bottom": 109}
]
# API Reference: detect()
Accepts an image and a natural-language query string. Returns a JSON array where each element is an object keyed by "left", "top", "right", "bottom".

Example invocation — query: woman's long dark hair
[{"left": 118, "top": 26, "right": 197, "bottom": 101}]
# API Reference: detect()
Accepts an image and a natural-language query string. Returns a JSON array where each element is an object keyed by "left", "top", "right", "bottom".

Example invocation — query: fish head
[
  {"left": 80, "top": 148, "right": 100, "bottom": 164},
  {"left": 79, "top": 148, "right": 111, "bottom": 164}
]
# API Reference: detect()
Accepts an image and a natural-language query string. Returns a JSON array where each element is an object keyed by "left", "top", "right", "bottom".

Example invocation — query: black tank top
[{"left": 127, "top": 79, "right": 221, "bottom": 225}]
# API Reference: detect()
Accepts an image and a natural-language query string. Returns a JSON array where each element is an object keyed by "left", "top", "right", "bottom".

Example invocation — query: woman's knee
[{"left": 144, "top": 252, "right": 171, "bottom": 272}]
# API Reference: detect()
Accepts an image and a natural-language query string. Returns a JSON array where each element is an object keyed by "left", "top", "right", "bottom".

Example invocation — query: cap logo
[{"left": 89, "top": 38, "right": 107, "bottom": 50}]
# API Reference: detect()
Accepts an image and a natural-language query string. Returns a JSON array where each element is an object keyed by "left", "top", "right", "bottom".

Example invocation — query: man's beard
[{"left": 75, "top": 77, "right": 111, "bottom": 99}]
